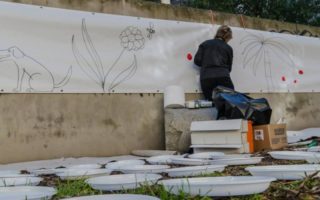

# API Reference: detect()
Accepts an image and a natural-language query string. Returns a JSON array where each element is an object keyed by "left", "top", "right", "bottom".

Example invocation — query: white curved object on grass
[
  {"left": 305, "top": 153, "right": 320, "bottom": 164},
  {"left": 147, "top": 155, "right": 183, "bottom": 165},
  {"left": 56, "top": 169, "right": 111, "bottom": 180},
  {"left": 287, "top": 128, "right": 320, "bottom": 144},
  {"left": 131, "top": 150, "right": 177, "bottom": 157},
  {"left": 67, "top": 164, "right": 101, "bottom": 169},
  {"left": 170, "top": 158, "right": 210, "bottom": 166},
  {"left": 307, "top": 146, "right": 320, "bottom": 152},
  {"left": 209, "top": 157, "right": 263, "bottom": 166},
  {"left": 0, "top": 170, "right": 34, "bottom": 178},
  {"left": 0, "top": 174, "right": 34, "bottom": 178},
  {"left": 166, "top": 165, "right": 226, "bottom": 177},
  {"left": 86, "top": 174, "right": 162, "bottom": 191},
  {"left": 30, "top": 168, "right": 68, "bottom": 176},
  {"left": 268, "top": 151, "right": 318, "bottom": 160},
  {"left": 0, "top": 177, "right": 42, "bottom": 187},
  {"left": 159, "top": 176, "right": 275, "bottom": 197},
  {"left": 210, "top": 157, "right": 263, "bottom": 165},
  {"left": 106, "top": 160, "right": 145, "bottom": 170},
  {"left": 62, "top": 194, "right": 160, "bottom": 200},
  {"left": 211, "top": 154, "right": 252, "bottom": 160},
  {"left": 119, "top": 165, "right": 170, "bottom": 174},
  {"left": 246, "top": 164, "right": 320, "bottom": 180},
  {"left": 188, "top": 152, "right": 225, "bottom": 159},
  {"left": 0, "top": 170, "right": 22, "bottom": 176},
  {"left": 0, "top": 186, "right": 56, "bottom": 200},
  {"left": 286, "top": 130, "right": 304, "bottom": 143}
]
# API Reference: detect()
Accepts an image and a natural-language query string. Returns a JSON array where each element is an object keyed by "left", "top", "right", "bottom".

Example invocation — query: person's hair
[{"left": 214, "top": 25, "right": 232, "bottom": 42}]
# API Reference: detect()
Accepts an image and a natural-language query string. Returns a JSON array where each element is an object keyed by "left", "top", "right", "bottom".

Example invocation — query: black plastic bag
[{"left": 212, "top": 86, "right": 272, "bottom": 125}]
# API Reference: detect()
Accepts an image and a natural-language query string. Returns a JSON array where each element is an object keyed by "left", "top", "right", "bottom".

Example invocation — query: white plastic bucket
[{"left": 164, "top": 85, "right": 185, "bottom": 108}]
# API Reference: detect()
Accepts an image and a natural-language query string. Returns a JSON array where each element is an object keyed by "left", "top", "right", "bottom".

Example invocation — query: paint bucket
[
  {"left": 161, "top": 0, "right": 171, "bottom": 4},
  {"left": 164, "top": 85, "right": 185, "bottom": 108}
]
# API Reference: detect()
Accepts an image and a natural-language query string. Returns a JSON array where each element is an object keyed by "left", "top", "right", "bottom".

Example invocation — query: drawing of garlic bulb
[
  {"left": 120, "top": 26, "right": 145, "bottom": 51},
  {"left": 72, "top": 19, "right": 149, "bottom": 92}
]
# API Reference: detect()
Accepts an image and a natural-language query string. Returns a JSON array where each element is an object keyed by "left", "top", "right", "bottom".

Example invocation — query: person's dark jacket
[{"left": 194, "top": 38, "right": 233, "bottom": 80}]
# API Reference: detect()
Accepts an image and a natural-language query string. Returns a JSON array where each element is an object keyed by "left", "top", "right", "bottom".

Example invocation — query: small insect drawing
[{"left": 146, "top": 22, "right": 156, "bottom": 40}]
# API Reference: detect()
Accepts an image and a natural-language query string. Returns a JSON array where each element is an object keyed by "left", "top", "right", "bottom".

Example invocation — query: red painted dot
[
  {"left": 294, "top": 80, "right": 298, "bottom": 84},
  {"left": 187, "top": 53, "right": 193, "bottom": 61},
  {"left": 281, "top": 76, "right": 286, "bottom": 81},
  {"left": 298, "top": 70, "right": 304, "bottom": 75}
]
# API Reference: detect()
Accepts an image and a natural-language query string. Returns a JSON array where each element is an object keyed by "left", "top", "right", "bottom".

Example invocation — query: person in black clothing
[{"left": 194, "top": 25, "right": 234, "bottom": 101}]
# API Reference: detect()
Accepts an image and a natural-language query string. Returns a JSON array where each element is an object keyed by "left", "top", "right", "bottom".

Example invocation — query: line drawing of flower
[
  {"left": 103, "top": 26, "right": 144, "bottom": 92},
  {"left": 119, "top": 26, "right": 145, "bottom": 51},
  {"left": 72, "top": 19, "right": 150, "bottom": 92},
  {"left": 240, "top": 31, "right": 297, "bottom": 91}
]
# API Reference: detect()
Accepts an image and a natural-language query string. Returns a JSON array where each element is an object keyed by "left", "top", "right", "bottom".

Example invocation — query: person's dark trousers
[{"left": 200, "top": 77, "right": 234, "bottom": 101}]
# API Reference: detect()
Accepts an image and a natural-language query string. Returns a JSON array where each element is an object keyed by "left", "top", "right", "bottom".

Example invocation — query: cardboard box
[{"left": 253, "top": 124, "right": 287, "bottom": 151}]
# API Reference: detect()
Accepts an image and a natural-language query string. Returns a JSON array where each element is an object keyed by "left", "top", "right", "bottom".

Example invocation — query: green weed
[{"left": 54, "top": 179, "right": 102, "bottom": 199}]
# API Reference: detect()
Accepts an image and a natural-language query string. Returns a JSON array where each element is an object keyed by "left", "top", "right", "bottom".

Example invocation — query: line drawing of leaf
[
  {"left": 81, "top": 19, "right": 105, "bottom": 83},
  {"left": 72, "top": 19, "right": 106, "bottom": 90},
  {"left": 72, "top": 35, "right": 101, "bottom": 86},
  {"left": 103, "top": 48, "right": 125, "bottom": 87},
  {"left": 108, "top": 55, "right": 137, "bottom": 92}
]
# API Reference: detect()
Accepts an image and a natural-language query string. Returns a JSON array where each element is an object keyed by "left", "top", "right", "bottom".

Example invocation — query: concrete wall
[
  {"left": 0, "top": 93, "right": 164, "bottom": 163},
  {"left": 1, "top": 0, "right": 319, "bottom": 163}
]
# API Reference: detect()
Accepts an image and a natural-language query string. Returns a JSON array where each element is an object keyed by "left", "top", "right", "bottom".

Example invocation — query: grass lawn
[{"left": 45, "top": 154, "right": 320, "bottom": 200}]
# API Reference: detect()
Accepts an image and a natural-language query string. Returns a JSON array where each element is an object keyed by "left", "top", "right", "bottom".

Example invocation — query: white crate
[
  {"left": 191, "top": 143, "right": 250, "bottom": 154},
  {"left": 191, "top": 131, "right": 243, "bottom": 145},
  {"left": 191, "top": 119, "right": 248, "bottom": 133},
  {"left": 190, "top": 119, "right": 248, "bottom": 146}
]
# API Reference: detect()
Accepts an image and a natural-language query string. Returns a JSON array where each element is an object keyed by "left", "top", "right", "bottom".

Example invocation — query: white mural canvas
[{"left": 0, "top": 1, "right": 319, "bottom": 93}]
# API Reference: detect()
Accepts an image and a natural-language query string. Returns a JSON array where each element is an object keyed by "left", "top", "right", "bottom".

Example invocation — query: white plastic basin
[
  {"left": 62, "top": 194, "right": 160, "bottom": 200},
  {"left": 67, "top": 164, "right": 101, "bottom": 169},
  {"left": 188, "top": 152, "right": 225, "bottom": 160},
  {"left": 56, "top": 169, "right": 111, "bottom": 180},
  {"left": 209, "top": 157, "right": 263, "bottom": 165},
  {"left": 306, "top": 154, "right": 320, "bottom": 164},
  {"left": 0, "top": 186, "right": 56, "bottom": 200},
  {"left": 268, "top": 151, "right": 318, "bottom": 160},
  {"left": 147, "top": 155, "right": 182, "bottom": 165},
  {"left": 0, "top": 177, "right": 42, "bottom": 187},
  {"left": 211, "top": 154, "right": 252, "bottom": 160},
  {"left": 166, "top": 165, "right": 226, "bottom": 177},
  {"left": 0, "top": 170, "right": 22, "bottom": 176},
  {"left": 30, "top": 168, "right": 67, "bottom": 176},
  {"left": 86, "top": 174, "right": 162, "bottom": 191},
  {"left": 159, "top": 176, "right": 276, "bottom": 197},
  {"left": 170, "top": 158, "right": 210, "bottom": 166},
  {"left": 119, "top": 165, "right": 170, "bottom": 174},
  {"left": 0, "top": 170, "right": 34, "bottom": 178},
  {"left": 246, "top": 164, "right": 320, "bottom": 180},
  {"left": 106, "top": 160, "right": 145, "bottom": 170}
]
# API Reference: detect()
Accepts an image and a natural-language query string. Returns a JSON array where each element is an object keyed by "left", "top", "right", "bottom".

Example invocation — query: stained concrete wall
[
  {"left": 0, "top": 93, "right": 164, "bottom": 164},
  {"left": 1, "top": 0, "right": 320, "bottom": 163}
]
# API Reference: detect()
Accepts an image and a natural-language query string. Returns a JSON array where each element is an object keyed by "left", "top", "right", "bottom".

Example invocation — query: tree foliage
[{"left": 146, "top": 0, "right": 320, "bottom": 27}]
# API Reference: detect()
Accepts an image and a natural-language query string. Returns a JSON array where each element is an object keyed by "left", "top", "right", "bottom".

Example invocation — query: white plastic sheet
[{"left": 0, "top": 2, "right": 319, "bottom": 93}]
